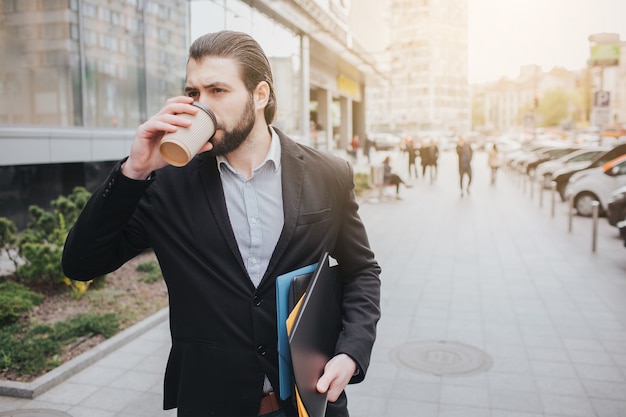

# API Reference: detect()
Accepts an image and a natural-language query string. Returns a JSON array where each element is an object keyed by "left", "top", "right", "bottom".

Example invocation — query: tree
[{"left": 535, "top": 88, "right": 570, "bottom": 127}]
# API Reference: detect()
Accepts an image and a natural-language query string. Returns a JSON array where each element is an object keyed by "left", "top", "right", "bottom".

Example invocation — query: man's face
[{"left": 185, "top": 57, "right": 257, "bottom": 155}]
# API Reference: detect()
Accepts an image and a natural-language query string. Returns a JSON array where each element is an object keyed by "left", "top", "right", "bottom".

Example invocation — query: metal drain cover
[
  {"left": 0, "top": 411, "right": 72, "bottom": 417},
  {"left": 391, "top": 340, "right": 493, "bottom": 376}
]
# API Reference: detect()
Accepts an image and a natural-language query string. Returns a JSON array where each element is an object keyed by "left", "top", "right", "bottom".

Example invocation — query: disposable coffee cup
[{"left": 159, "top": 102, "right": 217, "bottom": 167}]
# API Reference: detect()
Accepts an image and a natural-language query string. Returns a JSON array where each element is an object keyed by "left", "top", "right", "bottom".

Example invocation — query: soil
[{"left": 0, "top": 251, "right": 169, "bottom": 383}]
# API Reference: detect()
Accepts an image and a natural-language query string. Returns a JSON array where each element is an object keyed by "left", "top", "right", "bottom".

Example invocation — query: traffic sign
[{"left": 594, "top": 91, "right": 610, "bottom": 107}]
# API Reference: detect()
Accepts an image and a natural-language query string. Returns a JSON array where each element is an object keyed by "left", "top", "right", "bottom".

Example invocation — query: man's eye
[
  {"left": 212, "top": 88, "right": 225, "bottom": 93},
  {"left": 187, "top": 91, "right": 199, "bottom": 98}
]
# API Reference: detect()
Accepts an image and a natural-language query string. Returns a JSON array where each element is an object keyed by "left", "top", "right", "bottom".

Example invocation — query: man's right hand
[{"left": 122, "top": 96, "right": 200, "bottom": 180}]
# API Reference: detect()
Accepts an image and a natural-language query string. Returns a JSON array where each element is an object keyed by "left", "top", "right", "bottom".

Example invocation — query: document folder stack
[{"left": 276, "top": 252, "right": 342, "bottom": 417}]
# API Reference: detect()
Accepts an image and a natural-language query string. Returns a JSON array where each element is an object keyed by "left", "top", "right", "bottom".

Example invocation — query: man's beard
[{"left": 211, "top": 94, "right": 256, "bottom": 156}]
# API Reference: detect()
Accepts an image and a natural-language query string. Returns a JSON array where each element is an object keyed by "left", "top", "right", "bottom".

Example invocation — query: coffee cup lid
[{"left": 192, "top": 101, "right": 217, "bottom": 127}]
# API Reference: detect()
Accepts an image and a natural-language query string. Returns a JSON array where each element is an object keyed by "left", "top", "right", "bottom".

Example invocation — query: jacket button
[
  {"left": 253, "top": 296, "right": 262, "bottom": 306},
  {"left": 257, "top": 345, "right": 267, "bottom": 356}
]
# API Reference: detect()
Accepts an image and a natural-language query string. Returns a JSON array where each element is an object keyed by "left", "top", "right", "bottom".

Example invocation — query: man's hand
[
  {"left": 316, "top": 354, "right": 357, "bottom": 402},
  {"left": 123, "top": 96, "right": 210, "bottom": 179}
]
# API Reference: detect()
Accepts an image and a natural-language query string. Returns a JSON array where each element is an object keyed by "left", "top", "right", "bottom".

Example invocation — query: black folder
[{"left": 288, "top": 252, "right": 343, "bottom": 417}]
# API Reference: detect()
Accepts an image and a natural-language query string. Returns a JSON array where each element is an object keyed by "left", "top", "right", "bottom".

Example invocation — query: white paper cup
[{"left": 159, "top": 102, "right": 217, "bottom": 167}]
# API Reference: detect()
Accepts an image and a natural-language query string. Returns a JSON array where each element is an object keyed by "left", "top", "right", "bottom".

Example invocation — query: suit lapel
[
  {"left": 262, "top": 132, "right": 305, "bottom": 284},
  {"left": 196, "top": 154, "right": 248, "bottom": 278}
]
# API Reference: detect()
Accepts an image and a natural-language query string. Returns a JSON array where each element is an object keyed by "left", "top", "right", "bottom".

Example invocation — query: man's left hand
[{"left": 316, "top": 354, "right": 357, "bottom": 402}]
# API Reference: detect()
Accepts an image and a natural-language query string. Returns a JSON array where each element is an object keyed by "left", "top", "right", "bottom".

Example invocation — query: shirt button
[
  {"left": 257, "top": 345, "right": 267, "bottom": 356},
  {"left": 251, "top": 258, "right": 257, "bottom": 264},
  {"left": 251, "top": 218, "right": 257, "bottom": 224}
]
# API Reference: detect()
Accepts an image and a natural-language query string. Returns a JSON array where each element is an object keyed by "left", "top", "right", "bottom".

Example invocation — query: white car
[
  {"left": 535, "top": 147, "right": 609, "bottom": 189},
  {"left": 369, "top": 133, "right": 401, "bottom": 151},
  {"left": 565, "top": 154, "right": 626, "bottom": 217}
]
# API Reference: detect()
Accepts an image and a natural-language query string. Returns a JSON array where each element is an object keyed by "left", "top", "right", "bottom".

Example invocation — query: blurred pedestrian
[
  {"left": 406, "top": 138, "right": 419, "bottom": 179},
  {"left": 420, "top": 139, "right": 439, "bottom": 183},
  {"left": 426, "top": 139, "right": 439, "bottom": 183},
  {"left": 383, "top": 155, "right": 411, "bottom": 199},
  {"left": 363, "top": 133, "right": 372, "bottom": 164},
  {"left": 350, "top": 134, "right": 360, "bottom": 162},
  {"left": 456, "top": 137, "right": 473, "bottom": 196},
  {"left": 488, "top": 143, "right": 502, "bottom": 185}
]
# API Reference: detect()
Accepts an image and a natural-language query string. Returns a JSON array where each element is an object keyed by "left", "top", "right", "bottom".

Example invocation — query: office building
[{"left": 366, "top": 0, "right": 471, "bottom": 136}]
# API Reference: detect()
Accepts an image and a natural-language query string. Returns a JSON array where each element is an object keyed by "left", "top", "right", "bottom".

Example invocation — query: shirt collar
[{"left": 217, "top": 126, "right": 281, "bottom": 175}]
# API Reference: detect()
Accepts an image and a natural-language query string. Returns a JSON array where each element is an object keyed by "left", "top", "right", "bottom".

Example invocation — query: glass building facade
[
  {"left": 0, "top": 0, "right": 190, "bottom": 128},
  {"left": 0, "top": 0, "right": 304, "bottom": 132}
]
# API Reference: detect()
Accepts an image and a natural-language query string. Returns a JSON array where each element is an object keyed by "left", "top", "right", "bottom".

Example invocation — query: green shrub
[
  {"left": 0, "top": 313, "right": 120, "bottom": 376},
  {"left": 354, "top": 172, "right": 371, "bottom": 196},
  {"left": 137, "top": 261, "right": 163, "bottom": 283},
  {"left": 0, "top": 282, "right": 44, "bottom": 325},
  {"left": 0, "top": 218, "right": 19, "bottom": 276},
  {"left": 52, "top": 313, "right": 120, "bottom": 340},
  {"left": 8, "top": 187, "right": 92, "bottom": 288}
]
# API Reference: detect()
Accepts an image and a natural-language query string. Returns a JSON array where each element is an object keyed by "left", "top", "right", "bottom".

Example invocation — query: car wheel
[{"left": 574, "top": 192, "right": 600, "bottom": 217}]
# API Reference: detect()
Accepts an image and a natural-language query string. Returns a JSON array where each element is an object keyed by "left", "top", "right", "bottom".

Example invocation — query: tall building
[
  {"left": 0, "top": 0, "right": 189, "bottom": 128},
  {"left": 366, "top": 0, "right": 470, "bottom": 136}
]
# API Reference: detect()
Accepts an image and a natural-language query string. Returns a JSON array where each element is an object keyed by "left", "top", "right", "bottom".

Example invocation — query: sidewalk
[{"left": 1, "top": 150, "right": 625, "bottom": 417}]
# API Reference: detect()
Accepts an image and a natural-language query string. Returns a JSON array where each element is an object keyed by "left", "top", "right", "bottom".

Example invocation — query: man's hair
[{"left": 188, "top": 30, "right": 277, "bottom": 124}]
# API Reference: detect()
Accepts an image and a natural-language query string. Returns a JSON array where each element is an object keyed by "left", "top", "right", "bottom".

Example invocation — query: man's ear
[{"left": 254, "top": 81, "right": 270, "bottom": 110}]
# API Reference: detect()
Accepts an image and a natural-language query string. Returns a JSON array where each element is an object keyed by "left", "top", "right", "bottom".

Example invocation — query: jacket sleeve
[
  {"left": 62, "top": 160, "right": 153, "bottom": 281},
  {"left": 331, "top": 161, "right": 382, "bottom": 383}
]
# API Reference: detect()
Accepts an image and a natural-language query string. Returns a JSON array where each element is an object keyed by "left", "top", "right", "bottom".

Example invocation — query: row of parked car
[{"left": 504, "top": 138, "right": 626, "bottom": 247}]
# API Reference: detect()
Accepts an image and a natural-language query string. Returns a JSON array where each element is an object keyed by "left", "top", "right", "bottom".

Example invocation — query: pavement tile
[
  {"left": 35, "top": 381, "right": 100, "bottom": 405},
  {"left": 490, "top": 389, "right": 543, "bottom": 414},
  {"left": 591, "top": 398, "right": 626, "bottom": 417},
  {"left": 440, "top": 385, "right": 490, "bottom": 408},
  {"left": 540, "top": 392, "right": 596, "bottom": 417},
  {"left": 79, "top": 387, "right": 141, "bottom": 412}
]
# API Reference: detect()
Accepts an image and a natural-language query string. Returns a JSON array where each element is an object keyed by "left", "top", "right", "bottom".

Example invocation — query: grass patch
[
  {"left": 0, "top": 313, "right": 119, "bottom": 376},
  {"left": 0, "top": 282, "right": 45, "bottom": 326},
  {"left": 136, "top": 261, "right": 163, "bottom": 284}
]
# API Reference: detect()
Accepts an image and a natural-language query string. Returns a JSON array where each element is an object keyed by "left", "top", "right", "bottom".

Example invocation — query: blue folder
[{"left": 276, "top": 263, "right": 317, "bottom": 400}]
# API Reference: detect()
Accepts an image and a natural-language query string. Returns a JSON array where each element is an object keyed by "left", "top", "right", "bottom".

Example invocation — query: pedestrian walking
[
  {"left": 363, "top": 133, "right": 372, "bottom": 164},
  {"left": 426, "top": 139, "right": 439, "bottom": 183},
  {"left": 456, "top": 136, "right": 473, "bottom": 196},
  {"left": 488, "top": 143, "right": 502, "bottom": 185},
  {"left": 62, "top": 30, "right": 381, "bottom": 417},
  {"left": 420, "top": 139, "right": 439, "bottom": 183},
  {"left": 406, "top": 138, "right": 419, "bottom": 179}
]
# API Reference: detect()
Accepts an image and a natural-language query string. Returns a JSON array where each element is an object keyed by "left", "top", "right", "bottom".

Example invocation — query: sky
[{"left": 467, "top": 0, "right": 626, "bottom": 83}]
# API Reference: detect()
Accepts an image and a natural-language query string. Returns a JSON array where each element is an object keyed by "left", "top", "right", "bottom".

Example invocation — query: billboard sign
[{"left": 589, "top": 44, "right": 620, "bottom": 67}]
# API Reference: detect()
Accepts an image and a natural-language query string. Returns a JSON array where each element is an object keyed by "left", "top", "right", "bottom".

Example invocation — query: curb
[{"left": 0, "top": 307, "right": 169, "bottom": 399}]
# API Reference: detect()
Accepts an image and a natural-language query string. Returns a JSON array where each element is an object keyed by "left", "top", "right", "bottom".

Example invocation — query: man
[
  {"left": 456, "top": 136, "right": 473, "bottom": 196},
  {"left": 62, "top": 31, "right": 381, "bottom": 417}
]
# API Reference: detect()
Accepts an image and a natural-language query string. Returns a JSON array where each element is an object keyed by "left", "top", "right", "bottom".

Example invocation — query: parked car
[
  {"left": 552, "top": 142, "right": 626, "bottom": 201},
  {"left": 564, "top": 154, "right": 626, "bottom": 217},
  {"left": 602, "top": 124, "right": 626, "bottom": 139},
  {"left": 535, "top": 147, "right": 609, "bottom": 189},
  {"left": 619, "top": 220, "right": 626, "bottom": 248},
  {"left": 523, "top": 146, "right": 581, "bottom": 176},
  {"left": 370, "top": 133, "right": 401, "bottom": 151},
  {"left": 506, "top": 142, "right": 561, "bottom": 170},
  {"left": 606, "top": 185, "right": 626, "bottom": 227}
]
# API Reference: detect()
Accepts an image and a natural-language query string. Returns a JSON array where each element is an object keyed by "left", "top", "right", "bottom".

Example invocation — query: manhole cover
[
  {"left": 0, "top": 411, "right": 72, "bottom": 417},
  {"left": 391, "top": 340, "right": 493, "bottom": 376}
]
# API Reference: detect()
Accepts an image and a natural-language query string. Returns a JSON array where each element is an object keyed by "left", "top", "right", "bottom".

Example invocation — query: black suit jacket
[{"left": 62, "top": 129, "right": 381, "bottom": 417}]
